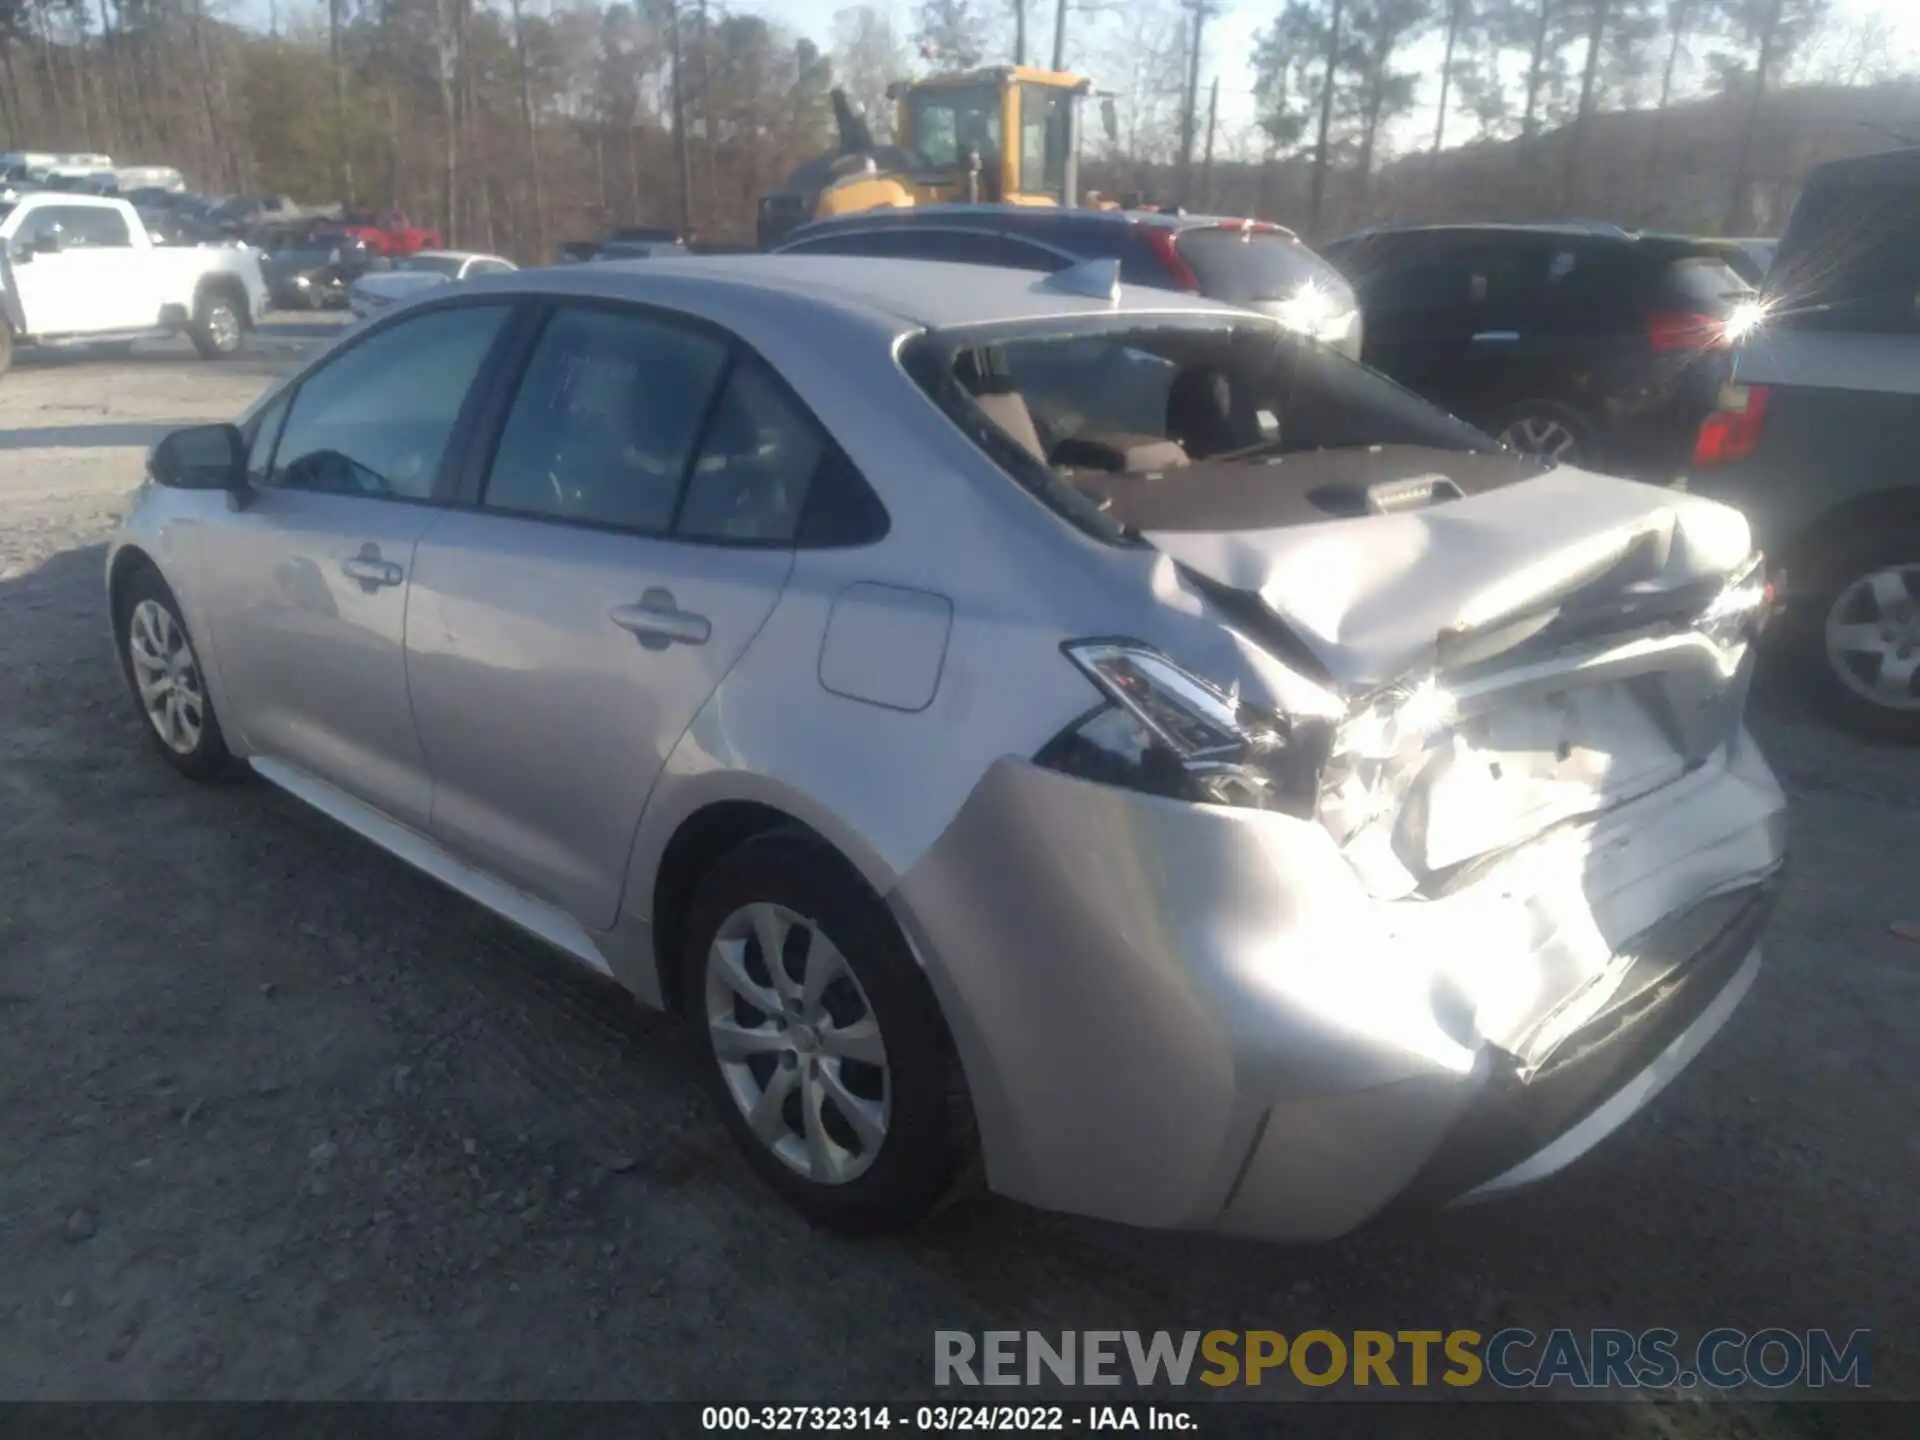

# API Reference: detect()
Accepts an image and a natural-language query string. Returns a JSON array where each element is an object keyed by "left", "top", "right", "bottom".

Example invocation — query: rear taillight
[
  {"left": 1140, "top": 229, "right": 1201, "bottom": 291},
  {"left": 1647, "top": 310, "right": 1729, "bottom": 352},
  {"left": 1692, "top": 383, "right": 1770, "bottom": 468}
]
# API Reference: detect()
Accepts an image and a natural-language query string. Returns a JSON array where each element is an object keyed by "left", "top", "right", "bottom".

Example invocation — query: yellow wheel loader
[{"left": 756, "top": 65, "right": 1117, "bottom": 249}]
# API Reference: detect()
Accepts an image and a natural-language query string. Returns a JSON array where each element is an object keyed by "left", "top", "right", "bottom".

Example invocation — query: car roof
[
  {"left": 1800, "top": 145, "right": 1920, "bottom": 189},
  {"left": 785, "top": 203, "right": 1299, "bottom": 240},
  {"left": 500, "top": 253, "right": 1246, "bottom": 331},
  {"left": 1330, "top": 221, "right": 1636, "bottom": 244}
]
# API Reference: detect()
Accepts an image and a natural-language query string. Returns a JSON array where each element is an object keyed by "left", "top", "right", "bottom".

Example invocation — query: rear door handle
[
  {"left": 1470, "top": 329, "right": 1521, "bottom": 344},
  {"left": 611, "top": 588, "right": 710, "bottom": 649},
  {"left": 341, "top": 552, "right": 404, "bottom": 587}
]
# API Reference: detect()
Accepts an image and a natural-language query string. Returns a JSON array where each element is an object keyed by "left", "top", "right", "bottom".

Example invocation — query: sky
[{"left": 732, "top": 0, "right": 1920, "bottom": 155}]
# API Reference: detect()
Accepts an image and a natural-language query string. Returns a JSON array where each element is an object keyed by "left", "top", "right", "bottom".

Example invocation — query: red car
[{"left": 328, "top": 208, "right": 443, "bottom": 257}]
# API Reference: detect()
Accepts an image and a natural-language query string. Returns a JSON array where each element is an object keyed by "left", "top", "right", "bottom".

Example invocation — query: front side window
[
  {"left": 245, "top": 390, "right": 293, "bottom": 485},
  {"left": 906, "top": 84, "right": 1003, "bottom": 171},
  {"left": 269, "top": 303, "right": 511, "bottom": 499},
  {"left": 482, "top": 305, "right": 729, "bottom": 531}
]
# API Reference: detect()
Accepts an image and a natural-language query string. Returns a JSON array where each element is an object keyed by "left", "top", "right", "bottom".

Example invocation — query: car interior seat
[
  {"left": 1165, "top": 366, "right": 1253, "bottom": 459},
  {"left": 955, "top": 348, "right": 1048, "bottom": 462}
]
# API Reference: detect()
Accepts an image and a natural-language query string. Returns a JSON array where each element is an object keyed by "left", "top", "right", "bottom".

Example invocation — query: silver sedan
[{"left": 107, "top": 256, "right": 1786, "bottom": 1237}]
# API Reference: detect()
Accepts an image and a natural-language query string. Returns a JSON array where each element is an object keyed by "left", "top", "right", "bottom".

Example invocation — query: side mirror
[
  {"left": 149, "top": 423, "right": 247, "bottom": 493},
  {"left": 1100, "top": 97, "right": 1118, "bottom": 144}
]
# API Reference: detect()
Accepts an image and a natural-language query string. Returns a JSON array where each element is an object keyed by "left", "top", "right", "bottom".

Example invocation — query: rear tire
[
  {"left": 680, "top": 831, "right": 966, "bottom": 1234},
  {"left": 188, "top": 290, "right": 245, "bottom": 360},
  {"left": 0, "top": 321, "right": 13, "bottom": 379},
  {"left": 1493, "top": 399, "right": 1596, "bottom": 469},
  {"left": 112, "top": 566, "right": 238, "bottom": 780},
  {"left": 1786, "top": 525, "right": 1920, "bottom": 744}
]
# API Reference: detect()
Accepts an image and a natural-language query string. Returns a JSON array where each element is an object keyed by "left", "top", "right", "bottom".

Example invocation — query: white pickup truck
[{"left": 0, "top": 192, "right": 268, "bottom": 377}]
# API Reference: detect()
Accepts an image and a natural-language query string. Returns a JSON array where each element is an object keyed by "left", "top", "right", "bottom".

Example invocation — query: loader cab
[{"left": 892, "top": 67, "right": 1087, "bottom": 207}]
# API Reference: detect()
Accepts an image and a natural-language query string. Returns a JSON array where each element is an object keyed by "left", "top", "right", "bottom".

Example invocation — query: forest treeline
[{"left": 2, "top": 0, "right": 1914, "bottom": 257}]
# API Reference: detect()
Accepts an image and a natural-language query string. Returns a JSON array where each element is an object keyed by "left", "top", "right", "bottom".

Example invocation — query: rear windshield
[
  {"left": 1174, "top": 228, "right": 1351, "bottom": 304},
  {"left": 903, "top": 316, "right": 1497, "bottom": 540},
  {"left": 1768, "top": 177, "right": 1920, "bottom": 333}
]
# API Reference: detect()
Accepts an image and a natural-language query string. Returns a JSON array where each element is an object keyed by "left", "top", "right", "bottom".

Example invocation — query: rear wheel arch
[
  {"left": 651, "top": 801, "right": 837, "bottom": 1015},
  {"left": 1772, "top": 489, "right": 1920, "bottom": 743},
  {"left": 1778, "top": 486, "right": 1920, "bottom": 588},
  {"left": 192, "top": 272, "right": 251, "bottom": 319}
]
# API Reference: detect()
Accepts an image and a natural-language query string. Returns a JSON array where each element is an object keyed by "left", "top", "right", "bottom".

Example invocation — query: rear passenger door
[
  {"left": 1452, "top": 236, "right": 1567, "bottom": 416},
  {"left": 403, "top": 303, "right": 854, "bottom": 928},
  {"left": 1344, "top": 234, "right": 1479, "bottom": 406}
]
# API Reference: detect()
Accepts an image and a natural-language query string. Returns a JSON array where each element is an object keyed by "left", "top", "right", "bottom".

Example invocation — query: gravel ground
[{"left": 0, "top": 321, "right": 1914, "bottom": 1429}]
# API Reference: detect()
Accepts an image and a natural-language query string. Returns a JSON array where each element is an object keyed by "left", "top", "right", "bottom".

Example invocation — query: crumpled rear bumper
[{"left": 890, "top": 735, "right": 1785, "bottom": 1241}]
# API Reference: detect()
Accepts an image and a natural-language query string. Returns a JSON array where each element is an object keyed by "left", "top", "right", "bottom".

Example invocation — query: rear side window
[
  {"left": 483, "top": 306, "right": 728, "bottom": 531},
  {"left": 1770, "top": 178, "right": 1920, "bottom": 333},
  {"left": 1174, "top": 229, "right": 1345, "bottom": 304},
  {"left": 1340, "top": 237, "right": 1473, "bottom": 310},
  {"left": 1661, "top": 257, "right": 1753, "bottom": 312},
  {"left": 675, "top": 359, "right": 825, "bottom": 543},
  {"left": 482, "top": 304, "right": 888, "bottom": 547}
]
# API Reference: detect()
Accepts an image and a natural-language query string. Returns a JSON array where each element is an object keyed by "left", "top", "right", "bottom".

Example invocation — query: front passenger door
[{"left": 194, "top": 302, "right": 515, "bottom": 829}]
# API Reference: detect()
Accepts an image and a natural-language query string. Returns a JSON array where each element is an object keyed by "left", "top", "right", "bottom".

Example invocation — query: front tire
[
  {"left": 0, "top": 321, "right": 13, "bottom": 379},
  {"left": 188, "top": 289, "right": 245, "bottom": 359},
  {"left": 1789, "top": 526, "right": 1920, "bottom": 743},
  {"left": 113, "top": 567, "right": 237, "bottom": 780},
  {"left": 680, "top": 832, "right": 965, "bottom": 1234}
]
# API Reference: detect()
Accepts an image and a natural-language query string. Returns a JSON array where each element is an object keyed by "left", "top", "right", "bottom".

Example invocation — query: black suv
[
  {"left": 1688, "top": 148, "right": 1920, "bottom": 741},
  {"left": 1319, "top": 223, "right": 1754, "bottom": 478},
  {"left": 772, "top": 205, "right": 1364, "bottom": 360}
]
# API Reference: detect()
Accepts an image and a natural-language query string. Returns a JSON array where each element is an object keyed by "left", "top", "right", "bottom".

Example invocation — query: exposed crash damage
[{"left": 895, "top": 306, "right": 1785, "bottom": 1240}]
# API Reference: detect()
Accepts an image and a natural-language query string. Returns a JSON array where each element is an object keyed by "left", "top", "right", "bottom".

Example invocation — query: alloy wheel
[
  {"left": 1498, "top": 415, "right": 1580, "bottom": 462},
  {"left": 703, "top": 901, "right": 891, "bottom": 1186},
  {"left": 1824, "top": 562, "right": 1920, "bottom": 712},
  {"left": 126, "top": 599, "right": 207, "bottom": 754},
  {"left": 205, "top": 303, "right": 241, "bottom": 352}
]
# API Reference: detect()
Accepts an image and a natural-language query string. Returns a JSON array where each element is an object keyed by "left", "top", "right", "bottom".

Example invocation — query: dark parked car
[
  {"left": 1319, "top": 223, "right": 1756, "bottom": 477},
  {"left": 1687, "top": 148, "right": 1920, "bottom": 741},
  {"left": 260, "top": 236, "right": 383, "bottom": 310},
  {"left": 773, "top": 204, "right": 1364, "bottom": 360},
  {"left": 555, "top": 229, "right": 689, "bottom": 264}
]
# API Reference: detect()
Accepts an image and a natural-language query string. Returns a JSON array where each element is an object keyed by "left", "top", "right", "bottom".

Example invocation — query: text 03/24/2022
[{"left": 700, "top": 1406, "right": 1194, "bottom": 1431}]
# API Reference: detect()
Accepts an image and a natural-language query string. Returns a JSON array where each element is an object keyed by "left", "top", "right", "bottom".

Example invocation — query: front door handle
[
  {"left": 611, "top": 588, "right": 710, "bottom": 650},
  {"left": 1470, "top": 329, "right": 1521, "bottom": 344},
  {"left": 341, "top": 552, "right": 404, "bottom": 588}
]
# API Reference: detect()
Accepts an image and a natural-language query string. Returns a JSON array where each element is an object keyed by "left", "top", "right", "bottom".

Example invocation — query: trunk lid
[
  {"left": 1147, "top": 464, "right": 1766, "bottom": 903},
  {"left": 1144, "top": 464, "right": 1754, "bottom": 690}
]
